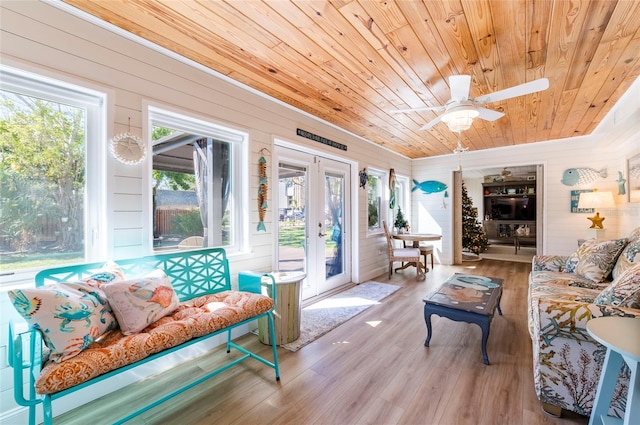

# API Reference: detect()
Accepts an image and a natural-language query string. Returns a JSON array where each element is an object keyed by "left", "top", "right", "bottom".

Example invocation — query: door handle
[{"left": 318, "top": 222, "right": 325, "bottom": 237}]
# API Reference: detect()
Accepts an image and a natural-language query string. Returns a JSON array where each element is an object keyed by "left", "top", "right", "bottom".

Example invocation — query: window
[
  {"left": 392, "top": 174, "right": 411, "bottom": 230},
  {"left": 367, "top": 168, "right": 385, "bottom": 232},
  {"left": 148, "top": 106, "right": 247, "bottom": 253},
  {"left": 0, "top": 66, "right": 105, "bottom": 284}
]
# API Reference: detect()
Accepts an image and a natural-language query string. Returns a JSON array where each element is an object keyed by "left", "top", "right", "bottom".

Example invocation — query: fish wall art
[
  {"left": 257, "top": 152, "right": 268, "bottom": 232},
  {"left": 561, "top": 167, "right": 607, "bottom": 186},
  {"left": 412, "top": 179, "right": 448, "bottom": 196}
]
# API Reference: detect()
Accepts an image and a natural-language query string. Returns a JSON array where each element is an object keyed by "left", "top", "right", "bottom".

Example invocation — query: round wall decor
[{"left": 110, "top": 132, "right": 146, "bottom": 165}]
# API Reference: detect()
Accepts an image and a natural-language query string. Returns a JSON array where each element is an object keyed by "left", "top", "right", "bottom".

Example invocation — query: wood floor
[{"left": 57, "top": 259, "right": 589, "bottom": 425}]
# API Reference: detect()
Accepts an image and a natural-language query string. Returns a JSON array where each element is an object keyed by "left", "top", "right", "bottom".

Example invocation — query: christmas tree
[
  {"left": 394, "top": 206, "right": 409, "bottom": 230},
  {"left": 462, "top": 181, "right": 488, "bottom": 254}
]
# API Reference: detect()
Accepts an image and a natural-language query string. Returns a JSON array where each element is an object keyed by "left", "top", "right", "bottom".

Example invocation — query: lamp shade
[
  {"left": 441, "top": 104, "right": 479, "bottom": 133},
  {"left": 577, "top": 190, "right": 615, "bottom": 209}
]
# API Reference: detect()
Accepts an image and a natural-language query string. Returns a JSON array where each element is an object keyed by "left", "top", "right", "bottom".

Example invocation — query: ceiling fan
[{"left": 391, "top": 75, "right": 549, "bottom": 132}]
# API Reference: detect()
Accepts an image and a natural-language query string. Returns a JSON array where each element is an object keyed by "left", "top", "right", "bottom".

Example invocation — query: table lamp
[{"left": 577, "top": 189, "right": 615, "bottom": 229}]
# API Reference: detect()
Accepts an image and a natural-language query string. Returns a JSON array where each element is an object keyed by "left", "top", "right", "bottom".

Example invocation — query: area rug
[{"left": 282, "top": 282, "right": 400, "bottom": 352}]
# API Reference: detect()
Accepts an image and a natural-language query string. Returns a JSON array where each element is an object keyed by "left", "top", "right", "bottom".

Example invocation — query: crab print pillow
[
  {"left": 103, "top": 269, "right": 180, "bottom": 335},
  {"left": 8, "top": 267, "right": 122, "bottom": 363}
]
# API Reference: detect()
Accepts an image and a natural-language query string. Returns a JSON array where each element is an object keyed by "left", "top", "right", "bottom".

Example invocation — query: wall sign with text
[
  {"left": 570, "top": 189, "right": 594, "bottom": 213},
  {"left": 296, "top": 128, "right": 347, "bottom": 151}
]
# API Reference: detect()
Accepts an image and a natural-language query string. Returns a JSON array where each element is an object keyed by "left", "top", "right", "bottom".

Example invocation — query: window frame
[
  {"left": 392, "top": 174, "right": 411, "bottom": 230},
  {"left": 366, "top": 167, "right": 386, "bottom": 235},
  {"left": 146, "top": 104, "right": 249, "bottom": 255},
  {"left": 0, "top": 64, "right": 107, "bottom": 287}
]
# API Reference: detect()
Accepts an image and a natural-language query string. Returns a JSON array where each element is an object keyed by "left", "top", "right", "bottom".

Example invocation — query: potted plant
[{"left": 394, "top": 207, "right": 409, "bottom": 233}]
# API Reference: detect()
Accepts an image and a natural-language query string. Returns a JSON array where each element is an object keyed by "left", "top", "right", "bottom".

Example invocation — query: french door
[{"left": 275, "top": 146, "right": 351, "bottom": 300}]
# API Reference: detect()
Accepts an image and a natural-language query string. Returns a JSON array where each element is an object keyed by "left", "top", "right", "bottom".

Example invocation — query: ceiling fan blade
[
  {"left": 449, "top": 75, "right": 471, "bottom": 100},
  {"left": 420, "top": 115, "right": 442, "bottom": 130},
  {"left": 389, "top": 105, "right": 445, "bottom": 114},
  {"left": 475, "top": 78, "right": 549, "bottom": 104},
  {"left": 476, "top": 107, "right": 505, "bottom": 121}
]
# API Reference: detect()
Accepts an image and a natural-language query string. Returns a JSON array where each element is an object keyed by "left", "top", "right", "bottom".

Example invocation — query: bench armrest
[
  {"left": 238, "top": 271, "right": 277, "bottom": 308},
  {"left": 8, "top": 319, "right": 45, "bottom": 408}
]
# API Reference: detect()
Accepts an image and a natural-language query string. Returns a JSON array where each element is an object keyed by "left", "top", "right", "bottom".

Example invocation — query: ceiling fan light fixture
[{"left": 440, "top": 104, "right": 479, "bottom": 132}]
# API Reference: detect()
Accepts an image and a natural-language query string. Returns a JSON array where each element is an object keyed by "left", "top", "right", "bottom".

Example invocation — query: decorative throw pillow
[
  {"left": 612, "top": 235, "right": 640, "bottom": 280},
  {"left": 593, "top": 264, "right": 640, "bottom": 309},
  {"left": 103, "top": 269, "right": 180, "bottom": 335},
  {"left": 565, "top": 238, "right": 627, "bottom": 282},
  {"left": 7, "top": 264, "right": 123, "bottom": 363}
]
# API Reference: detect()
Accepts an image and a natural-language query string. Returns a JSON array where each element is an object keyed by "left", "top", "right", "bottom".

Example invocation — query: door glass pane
[
  {"left": 277, "top": 163, "right": 306, "bottom": 273},
  {"left": 325, "top": 172, "right": 344, "bottom": 278}
]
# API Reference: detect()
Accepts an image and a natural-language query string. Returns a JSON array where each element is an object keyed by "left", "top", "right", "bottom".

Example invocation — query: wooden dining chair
[
  {"left": 399, "top": 239, "right": 435, "bottom": 272},
  {"left": 382, "top": 221, "right": 425, "bottom": 280},
  {"left": 419, "top": 244, "right": 434, "bottom": 270}
]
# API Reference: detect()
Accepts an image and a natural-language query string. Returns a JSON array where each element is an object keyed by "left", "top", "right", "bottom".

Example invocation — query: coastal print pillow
[
  {"left": 612, "top": 234, "right": 640, "bottom": 280},
  {"left": 103, "top": 269, "right": 180, "bottom": 335},
  {"left": 593, "top": 264, "right": 640, "bottom": 309},
  {"left": 566, "top": 238, "right": 627, "bottom": 282},
  {"left": 7, "top": 266, "right": 122, "bottom": 362}
]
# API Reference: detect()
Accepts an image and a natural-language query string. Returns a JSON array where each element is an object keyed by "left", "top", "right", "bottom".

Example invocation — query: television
[{"left": 488, "top": 197, "right": 535, "bottom": 220}]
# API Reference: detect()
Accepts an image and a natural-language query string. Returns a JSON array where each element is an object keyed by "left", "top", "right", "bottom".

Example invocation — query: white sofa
[{"left": 528, "top": 227, "right": 640, "bottom": 418}]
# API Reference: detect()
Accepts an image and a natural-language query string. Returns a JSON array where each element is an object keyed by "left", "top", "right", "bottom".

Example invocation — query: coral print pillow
[
  {"left": 612, "top": 231, "right": 640, "bottom": 280},
  {"left": 594, "top": 264, "right": 640, "bottom": 309},
  {"left": 103, "top": 269, "right": 180, "bottom": 335},
  {"left": 565, "top": 238, "right": 627, "bottom": 282},
  {"left": 8, "top": 263, "right": 124, "bottom": 363}
]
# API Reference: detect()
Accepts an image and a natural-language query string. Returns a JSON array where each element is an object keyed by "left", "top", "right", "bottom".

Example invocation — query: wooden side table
[{"left": 586, "top": 317, "right": 640, "bottom": 425}]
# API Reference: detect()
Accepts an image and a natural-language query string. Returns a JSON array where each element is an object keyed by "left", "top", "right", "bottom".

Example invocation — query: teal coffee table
[{"left": 423, "top": 273, "right": 503, "bottom": 365}]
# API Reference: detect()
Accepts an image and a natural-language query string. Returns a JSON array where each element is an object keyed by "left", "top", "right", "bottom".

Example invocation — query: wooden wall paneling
[
  {"left": 225, "top": 0, "right": 426, "bottom": 154},
  {"left": 557, "top": 1, "right": 618, "bottom": 136},
  {"left": 532, "top": 1, "right": 583, "bottom": 142},
  {"left": 113, "top": 211, "right": 143, "bottom": 229},
  {"left": 574, "top": 2, "right": 640, "bottom": 134},
  {"left": 462, "top": 0, "right": 500, "bottom": 93},
  {"left": 524, "top": 0, "right": 551, "bottom": 144}
]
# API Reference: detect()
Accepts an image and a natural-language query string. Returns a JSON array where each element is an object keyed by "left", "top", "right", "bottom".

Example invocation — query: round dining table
[
  {"left": 392, "top": 232, "right": 442, "bottom": 248},
  {"left": 391, "top": 233, "right": 442, "bottom": 272}
]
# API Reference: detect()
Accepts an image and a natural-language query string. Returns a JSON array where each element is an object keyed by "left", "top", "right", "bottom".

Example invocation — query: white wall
[{"left": 412, "top": 76, "right": 640, "bottom": 264}]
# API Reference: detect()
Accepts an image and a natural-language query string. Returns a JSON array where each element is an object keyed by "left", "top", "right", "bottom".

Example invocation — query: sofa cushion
[
  {"left": 593, "top": 264, "right": 640, "bottom": 309},
  {"left": 103, "top": 269, "right": 180, "bottom": 335},
  {"left": 529, "top": 270, "right": 609, "bottom": 290},
  {"left": 34, "top": 290, "right": 274, "bottom": 394},
  {"left": 8, "top": 262, "right": 124, "bottom": 362},
  {"left": 612, "top": 232, "right": 640, "bottom": 280},
  {"left": 564, "top": 238, "right": 627, "bottom": 282}
]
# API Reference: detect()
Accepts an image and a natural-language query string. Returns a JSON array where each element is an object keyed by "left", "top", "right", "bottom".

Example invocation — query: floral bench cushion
[{"left": 35, "top": 291, "right": 274, "bottom": 394}]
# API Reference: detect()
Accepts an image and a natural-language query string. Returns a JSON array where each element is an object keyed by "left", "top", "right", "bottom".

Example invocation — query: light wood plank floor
[{"left": 57, "top": 260, "right": 588, "bottom": 425}]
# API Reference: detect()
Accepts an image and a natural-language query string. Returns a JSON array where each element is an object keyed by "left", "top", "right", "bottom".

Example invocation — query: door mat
[{"left": 282, "top": 282, "right": 401, "bottom": 352}]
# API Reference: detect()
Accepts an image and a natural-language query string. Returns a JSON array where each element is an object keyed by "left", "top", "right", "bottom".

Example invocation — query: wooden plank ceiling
[{"left": 63, "top": 0, "right": 640, "bottom": 159}]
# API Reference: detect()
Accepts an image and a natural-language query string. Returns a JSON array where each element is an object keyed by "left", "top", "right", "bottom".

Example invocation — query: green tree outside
[{"left": 1, "top": 92, "right": 85, "bottom": 261}]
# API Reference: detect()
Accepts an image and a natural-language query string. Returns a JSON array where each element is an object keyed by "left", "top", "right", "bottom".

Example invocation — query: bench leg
[
  {"left": 267, "top": 312, "right": 280, "bottom": 380},
  {"left": 43, "top": 396, "right": 53, "bottom": 425}
]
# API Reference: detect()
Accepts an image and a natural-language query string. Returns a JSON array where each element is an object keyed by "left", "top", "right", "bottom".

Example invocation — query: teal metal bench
[{"left": 8, "top": 248, "right": 279, "bottom": 425}]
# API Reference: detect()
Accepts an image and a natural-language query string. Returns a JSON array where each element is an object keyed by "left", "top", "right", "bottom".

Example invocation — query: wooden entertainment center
[{"left": 482, "top": 180, "right": 536, "bottom": 246}]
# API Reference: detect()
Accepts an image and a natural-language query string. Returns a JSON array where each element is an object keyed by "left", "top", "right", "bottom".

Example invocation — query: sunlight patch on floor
[{"left": 305, "top": 296, "right": 380, "bottom": 310}]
